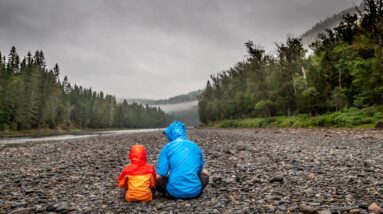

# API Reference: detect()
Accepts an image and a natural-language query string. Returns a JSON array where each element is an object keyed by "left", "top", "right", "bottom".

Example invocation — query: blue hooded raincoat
[{"left": 157, "top": 121, "right": 204, "bottom": 199}]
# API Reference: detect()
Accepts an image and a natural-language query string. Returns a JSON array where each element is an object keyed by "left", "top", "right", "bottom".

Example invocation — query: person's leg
[
  {"left": 151, "top": 187, "right": 156, "bottom": 197},
  {"left": 200, "top": 169, "right": 209, "bottom": 190},
  {"left": 156, "top": 176, "right": 168, "bottom": 195},
  {"left": 187, "top": 171, "right": 210, "bottom": 199},
  {"left": 120, "top": 188, "right": 127, "bottom": 200},
  {"left": 156, "top": 176, "right": 177, "bottom": 199}
]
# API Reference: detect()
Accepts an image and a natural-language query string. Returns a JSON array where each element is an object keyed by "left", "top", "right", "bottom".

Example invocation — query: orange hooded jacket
[{"left": 118, "top": 145, "right": 156, "bottom": 202}]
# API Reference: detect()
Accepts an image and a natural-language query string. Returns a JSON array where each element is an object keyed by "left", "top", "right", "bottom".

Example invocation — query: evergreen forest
[
  {"left": 198, "top": 0, "right": 383, "bottom": 126},
  {"left": 0, "top": 48, "right": 170, "bottom": 131}
]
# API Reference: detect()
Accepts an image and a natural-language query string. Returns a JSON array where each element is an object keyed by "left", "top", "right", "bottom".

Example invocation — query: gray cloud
[{"left": 0, "top": 0, "right": 359, "bottom": 99}]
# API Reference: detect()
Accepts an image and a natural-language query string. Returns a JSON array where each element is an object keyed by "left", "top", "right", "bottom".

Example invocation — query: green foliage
[
  {"left": 0, "top": 47, "right": 171, "bottom": 131},
  {"left": 330, "top": 87, "right": 348, "bottom": 111},
  {"left": 199, "top": 0, "right": 383, "bottom": 126},
  {"left": 254, "top": 100, "right": 274, "bottom": 117},
  {"left": 210, "top": 106, "right": 383, "bottom": 128}
]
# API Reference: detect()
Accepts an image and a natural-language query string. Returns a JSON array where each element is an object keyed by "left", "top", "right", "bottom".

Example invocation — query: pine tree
[
  {"left": 7, "top": 46, "right": 20, "bottom": 73},
  {"left": 0, "top": 47, "right": 171, "bottom": 130}
]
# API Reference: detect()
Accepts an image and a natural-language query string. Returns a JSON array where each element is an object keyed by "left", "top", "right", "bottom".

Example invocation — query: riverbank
[
  {"left": 0, "top": 128, "right": 101, "bottom": 138},
  {"left": 0, "top": 128, "right": 162, "bottom": 152},
  {"left": 0, "top": 127, "right": 163, "bottom": 139},
  {"left": 1, "top": 128, "right": 382, "bottom": 213},
  {"left": 209, "top": 106, "right": 383, "bottom": 129}
]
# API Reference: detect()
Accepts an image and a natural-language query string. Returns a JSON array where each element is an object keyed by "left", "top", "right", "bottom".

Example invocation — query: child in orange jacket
[{"left": 117, "top": 144, "right": 156, "bottom": 202}]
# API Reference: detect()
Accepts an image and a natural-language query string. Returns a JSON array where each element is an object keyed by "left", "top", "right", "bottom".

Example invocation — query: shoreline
[
  {"left": 0, "top": 128, "right": 163, "bottom": 151},
  {"left": 0, "top": 127, "right": 165, "bottom": 139}
]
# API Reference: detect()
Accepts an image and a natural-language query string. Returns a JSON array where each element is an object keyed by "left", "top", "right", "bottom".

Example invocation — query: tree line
[
  {"left": 198, "top": 0, "right": 383, "bottom": 124},
  {"left": 0, "top": 48, "right": 170, "bottom": 131}
]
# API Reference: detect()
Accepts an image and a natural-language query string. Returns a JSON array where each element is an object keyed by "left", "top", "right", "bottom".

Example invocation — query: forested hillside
[
  {"left": 301, "top": 7, "right": 357, "bottom": 47},
  {"left": 152, "top": 90, "right": 200, "bottom": 126},
  {"left": 199, "top": 0, "right": 383, "bottom": 125},
  {"left": 0, "top": 48, "right": 170, "bottom": 131},
  {"left": 151, "top": 90, "right": 201, "bottom": 105},
  {"left": 125, "top": 90, "right": 201, "bottom": 126},
  {"left": 126, "top": 90, "right": 201, "bottom": 105}
]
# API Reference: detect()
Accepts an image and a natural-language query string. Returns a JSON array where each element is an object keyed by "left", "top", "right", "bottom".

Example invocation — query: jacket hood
[
  {"left": 163, "top": 121, "right": 187, "bottom": 142},
  {"left": 129, "top": 144, "right": 147, "bottom": 165}
]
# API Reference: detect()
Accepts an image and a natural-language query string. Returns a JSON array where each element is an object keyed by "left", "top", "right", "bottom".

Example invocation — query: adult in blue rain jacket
[{"left": 156, "top": 121, "right": 209, "bottom": 199}]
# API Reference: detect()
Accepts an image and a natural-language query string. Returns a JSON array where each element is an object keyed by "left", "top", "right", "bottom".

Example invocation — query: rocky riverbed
[{"left": 1, "top": 128, "right": 383, "bottom": 214}]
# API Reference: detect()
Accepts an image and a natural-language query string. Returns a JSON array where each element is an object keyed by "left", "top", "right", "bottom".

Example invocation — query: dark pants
[{"left": 156, "top": 173, "right": 209, "bottom": 199}]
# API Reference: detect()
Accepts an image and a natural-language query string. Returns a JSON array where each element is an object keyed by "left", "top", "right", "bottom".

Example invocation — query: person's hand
[{"left": 202, "top": 168, "right": 209, "bottom": 176}]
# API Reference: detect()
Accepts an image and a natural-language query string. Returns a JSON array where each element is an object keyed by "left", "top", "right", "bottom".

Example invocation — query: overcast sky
[{"left": 0, "top": 0, "right": 359, "bottom": 99}]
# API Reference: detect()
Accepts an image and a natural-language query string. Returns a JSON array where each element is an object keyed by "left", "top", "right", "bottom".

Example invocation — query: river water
[{"left": 0, "top": 128, "right": 162, "bottom": 145}]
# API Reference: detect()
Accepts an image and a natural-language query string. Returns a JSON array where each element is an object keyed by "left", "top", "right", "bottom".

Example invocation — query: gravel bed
[{"left": 1, "top": 128, "right": 382, "bottom": 213}]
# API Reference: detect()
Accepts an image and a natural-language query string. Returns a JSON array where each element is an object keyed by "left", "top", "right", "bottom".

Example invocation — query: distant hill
[
  {"left": 301, "top": 7, "right": 358, "bottom": 48},
  {"left": 123, "top": 98, "right": 153, "bottom": 104},
  {"left": 122, "top": 90, "right": 202, "bottom": 126},
  {"left": 152, "top": 90, "right": 201, "bottom": 105},
  {"left": 162, "top": 101, "right": 200, "bottom": 127},
  {"left": 124, "top": 90, "right": 201, "bottom": 105}
]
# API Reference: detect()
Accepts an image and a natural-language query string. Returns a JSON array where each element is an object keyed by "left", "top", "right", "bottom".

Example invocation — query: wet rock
[
  {"left": 318, "top": 210, "right": 331, "bottom": 214},
  {"left": 349, "top": 208, "right": 361, "bottom": 214},
  {"left": 211, "top": 176, "right": 222, "bottom": 184},
  {"left": 299, "top": 204, "right": 317, "bottom": 214},
  {"left": 45, "top": 204, "right": 56, "bottom": 212},
  {"left": 307, "top": 173, "right": 316, "bottom": 180},
  {"left": 363, "top": 160, "right": 374, "bottom": 168},
  {"left": 55, "top": 205, "right": 67, "bottom": 212},
  {"left": 8, "top": 208, "right": 33, "bottom": 214},
  {"left": 24, "top": 189, "right": 35, "bottom": 195},
  {"left": 368, "top": 203, "right": 381, "bottom": 213},
  {"left": 269, "top": 175, "right": 283, "bottom": 183},
  {"left": 264, "top": 195, "right": 281, "bottom": 201},
  {"left": 262, "top": 204, "right": 275, "bottom": 211},
  {"left": 256, "top": 199, "right": 265, "bottom": 204},
  {"left": 11, "top": 202, "right": 27, "bottom": 208},
  {"left": 339, "top": 207, "right": 355, "bottom": 212},
  {"left": 358, "top": 204, "right": 368, "bottom": 210},
  {"left": 308, "top": 202, "right": 321, "bottom": 206},
  {"left": 303, "top": 188, "right": 315, "bottom": 195},
  {"left": 277, "top": 205, "right": 286, "bottom": 211},
  {"left": 212, "top": 202, "right": 221, "bottom": 209}
]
